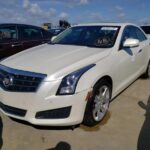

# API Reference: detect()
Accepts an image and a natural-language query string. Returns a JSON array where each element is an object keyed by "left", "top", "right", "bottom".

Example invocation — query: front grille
[
  {"left": 35, "top": 106, "right": 72, "bottom": 119},
  {"left": 0, "top": 65, "right": 47, "bottom": 92},
  {"left": 0, "top": 102, "right": 27, "bottom": 117}
]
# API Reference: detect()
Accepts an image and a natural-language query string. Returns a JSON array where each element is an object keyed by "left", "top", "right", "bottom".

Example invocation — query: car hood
[{"left": 1, "top": 44, "right": 111, "bottom": 81}]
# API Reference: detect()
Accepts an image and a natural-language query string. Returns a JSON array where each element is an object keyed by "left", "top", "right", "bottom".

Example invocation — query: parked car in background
[
  {"left": 141, "top": 25, "right": 150, "bottom": 38},
  {"left": 48, "top": 28, "right": 65, "bottom": 37},
  {"left": 0, "top": 23, "right": 150, "bottom": 127},
  {"left": 0, "top": 23, "right": 52, "bottom": 59}
]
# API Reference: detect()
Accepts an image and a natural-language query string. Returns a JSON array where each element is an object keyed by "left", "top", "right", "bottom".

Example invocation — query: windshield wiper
[{"left": 85, "top": 44, "right": 111, "bottom": 48}]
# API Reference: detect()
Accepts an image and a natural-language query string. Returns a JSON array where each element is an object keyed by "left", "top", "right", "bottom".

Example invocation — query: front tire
[{"left": 83, "top": 79, "right": 112, "bottom": 127}]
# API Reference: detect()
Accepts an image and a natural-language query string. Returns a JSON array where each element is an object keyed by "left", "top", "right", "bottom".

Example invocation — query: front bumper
[{"left": 0, "top": 81, "right": 89, "bottom": 126}]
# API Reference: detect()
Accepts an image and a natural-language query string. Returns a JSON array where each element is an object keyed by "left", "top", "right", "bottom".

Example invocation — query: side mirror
[
  {"left": 123, "top": 38, "right": 139, "bottom": 48},
  {"left": 51, "top": 36, "right": 57, "bottom": 42}
]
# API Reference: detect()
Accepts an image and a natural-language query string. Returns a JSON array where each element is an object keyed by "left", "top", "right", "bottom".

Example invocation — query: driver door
[{"left": 115, "top": 26, "right": 140, "bottom": 92}]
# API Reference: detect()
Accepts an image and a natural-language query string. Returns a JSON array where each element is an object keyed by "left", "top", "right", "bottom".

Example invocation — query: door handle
[
  {"left": 138, "top": 49, "right": 143, "bottom": 53},
  {"left": 11, "top": 43, "right": 22, "bottom": 47}
]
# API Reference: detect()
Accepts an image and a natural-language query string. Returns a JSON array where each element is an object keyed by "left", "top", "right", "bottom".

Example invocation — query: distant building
[{"left": 42, "top": 23, "right": 52, "bottom": 30}]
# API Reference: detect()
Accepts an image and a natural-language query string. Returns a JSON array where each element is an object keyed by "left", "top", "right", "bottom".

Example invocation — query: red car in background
[{"left": 0, "top": 23, "right": 52, "bottom": 59}]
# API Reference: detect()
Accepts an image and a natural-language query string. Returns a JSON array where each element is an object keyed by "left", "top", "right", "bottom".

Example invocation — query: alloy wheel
[{"left": 92, "top": 85, "right": 110, "bottom": 121}]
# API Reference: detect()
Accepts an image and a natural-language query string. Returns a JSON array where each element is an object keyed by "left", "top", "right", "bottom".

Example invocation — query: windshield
[
  {"left": 51, "top": 26, "right": 120, "bottom": 48},
  {"left": 141, "top": 26, "right": 150, "bottom": 34}
]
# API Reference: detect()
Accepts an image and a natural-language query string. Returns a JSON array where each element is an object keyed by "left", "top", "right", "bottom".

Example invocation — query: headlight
[{"left": 56, "top": 64, "right": 95, "bottom": 95}]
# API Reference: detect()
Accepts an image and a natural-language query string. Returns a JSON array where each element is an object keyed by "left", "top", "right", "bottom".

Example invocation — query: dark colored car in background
[
  {"left": 0, "top": 23, "right": 52, "bottom": 59},
  {"left": 141, "top": 25, "right": 150, "bottom": 38},
  {"left": 48, "top": 28, "right": 65, "bottom": 37}
]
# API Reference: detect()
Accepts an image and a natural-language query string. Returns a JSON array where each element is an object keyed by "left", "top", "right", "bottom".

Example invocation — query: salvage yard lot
[{"left": 0, "top": 78, "right": 150, "bottom": 150}]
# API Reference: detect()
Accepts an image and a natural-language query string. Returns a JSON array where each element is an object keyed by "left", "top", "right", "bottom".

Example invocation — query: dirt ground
[{"left": 0, "top": 78, "right": 150, "bottom": 150}]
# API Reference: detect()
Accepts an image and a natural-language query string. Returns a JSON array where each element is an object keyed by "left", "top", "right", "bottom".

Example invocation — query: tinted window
[
  {"left": 120, "top": 26, "right": 138, "bottom": 48},
  {"left": 122, "top": 26, "right": 138, "bottom": 41},
  {"left": 135, "top": 27, "right": 147, "bottom": 41},
  {"left": 51, "top": 26, "right": 120, "bottom": 48},
  {"left": 0, "top": 26, "right": 17, "bottom": 42},
  {"left": 141, "top": 26, "right": 150, "bottom": 34},
  {"left": 122, "top": 27, "right": 130, "bottom": 45},
  {"left": 128, "top": 26, "right": 138, "bottom": 39},
  {"left": 20, "top": 26, "right": 42, "bottom": 40}
]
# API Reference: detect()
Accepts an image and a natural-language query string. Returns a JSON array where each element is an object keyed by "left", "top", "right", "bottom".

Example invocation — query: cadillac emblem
[{"left": 3, "top": 76, "right": 14, "bottom": 87}]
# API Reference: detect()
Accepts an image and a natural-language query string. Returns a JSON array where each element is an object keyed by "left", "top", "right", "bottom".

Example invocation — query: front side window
[
  {"left": 135, "top": 27, "right": 147, "bottom": 41},
  {"left": 51, "top": 26, "right": 120, "bottom": 48},
  {"left": 0, "top": 26, "right": 17, "bottom": 42},
  {"left": 20, "top": 26, "right": 42, "bottom": 40},
  {"left": 120, "top": 26, "right": 139, "bottom": 49},
  {"left": 121, "top": 27, "right": 130, "bottom": 42}
]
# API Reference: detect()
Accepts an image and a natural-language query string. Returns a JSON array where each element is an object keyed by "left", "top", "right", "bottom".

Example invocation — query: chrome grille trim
[{"left": 0, "top": 65, "right": 47, "bottom": 92}]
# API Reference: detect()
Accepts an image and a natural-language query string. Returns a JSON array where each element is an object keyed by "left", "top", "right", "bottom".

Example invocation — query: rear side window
[
  {"left": 135, "top": 27, "right": 147, "bottom": 41},
  {"left": 141, "top": 26, "right": 150, "bottom": 34},
  {"left": 20, "top": 26, "right": 42, "bottom": 40},
  {"left": 0, "top": 26, "right": 17, "bottom": 42}
]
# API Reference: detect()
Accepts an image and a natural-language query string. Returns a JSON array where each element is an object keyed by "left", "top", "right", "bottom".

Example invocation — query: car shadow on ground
[
  {"left": 46, "top": 141, "right": 71, "bottom": 150},
  {"left": 0, "top": 116, "right": 3, "bottom": 150},
  {"left": 138, "top": 96, "right": 150, "bottom": 150},
  {"left": 10, "top": 117, "right": 79, "bottom": 131}
]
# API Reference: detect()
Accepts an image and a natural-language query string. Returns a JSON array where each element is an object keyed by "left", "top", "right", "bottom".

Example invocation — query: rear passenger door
[
  {"left": 19, "top": 25, "right": 44, "bottom": 50},
  {"left": 134, "top": 27, "right": 148, "bottom": 69},
  {"left": 0, "top": 25, "right": 23, "bottom": 59}
]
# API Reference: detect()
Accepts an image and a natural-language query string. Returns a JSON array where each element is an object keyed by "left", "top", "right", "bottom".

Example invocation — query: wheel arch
[{"left": 93, "top": 75, "right": 113, "bottom": 91}]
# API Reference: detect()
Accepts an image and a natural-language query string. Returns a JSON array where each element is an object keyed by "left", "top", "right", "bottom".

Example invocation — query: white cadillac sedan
[{"left": 0, "top": 23, "right": 150, "bottom": 127}]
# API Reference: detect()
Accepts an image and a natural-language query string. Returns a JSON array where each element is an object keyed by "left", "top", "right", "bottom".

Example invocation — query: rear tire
[{"left": 83, "top": 79, "right": 112, "bottom": 127}]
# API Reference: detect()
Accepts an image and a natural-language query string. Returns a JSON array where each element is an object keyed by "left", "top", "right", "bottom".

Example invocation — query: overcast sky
[{"left": 0, "top": 0, "right": 149, "bottom": 26}]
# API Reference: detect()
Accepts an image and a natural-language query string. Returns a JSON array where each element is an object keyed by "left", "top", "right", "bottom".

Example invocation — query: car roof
[
  {"left": 0, "top": 23, "right": 43, "bottom": 29},
  {"left": 73, "top": 23, "right": 138, "bottom": 28},
  {"left": 141, "top": 25, "right": 150, "bottom": 27}
]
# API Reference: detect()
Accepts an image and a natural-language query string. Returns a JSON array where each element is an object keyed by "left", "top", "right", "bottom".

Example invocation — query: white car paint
[
  {"left": 0, "top": 23, "right": 150, "bottom": 126},
  {"left": 147, "top": 34, "right": 150, "bottom": 38}
]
